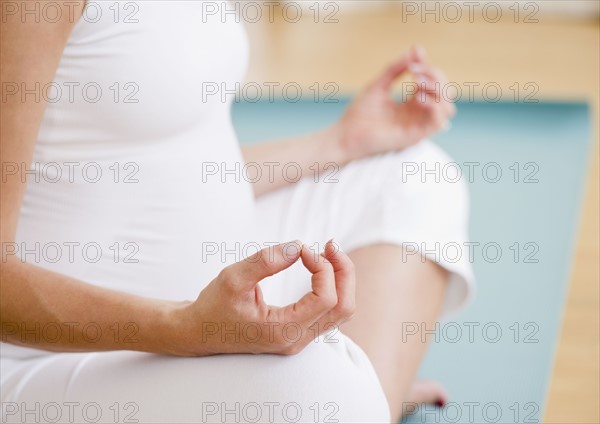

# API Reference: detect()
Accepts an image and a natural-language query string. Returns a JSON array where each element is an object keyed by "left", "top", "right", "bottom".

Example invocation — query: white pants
[
  {"left": 1, "top": 141, "right": 473, "bottom": 424},
  {"left": 1, "top": 336, "right": 389, "bottom": 424}
]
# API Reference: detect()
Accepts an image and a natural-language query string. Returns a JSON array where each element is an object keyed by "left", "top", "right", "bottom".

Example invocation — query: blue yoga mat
[{"left": 231, "top": 99, "right": 592, "bottom": 424}]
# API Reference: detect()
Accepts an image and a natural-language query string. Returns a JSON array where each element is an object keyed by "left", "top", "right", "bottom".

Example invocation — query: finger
[
  {"left": 410, "top": 73, "right": 453, "bottom": 121},
  {"left": 424, "top": 68, "right": 456, "bottom": 118},
  {"left": 417, "top": 87, "right": 455, "bottom": 124},
  {"left": 299, "top": 244, "right": 338, "bottom": 311},
  {"left": 278, "top": 240, "right": 355, "bottom": 353},
  {"left": 423, "top": 92, "right": 450, "bottom": 132},
  {"left": 322, "top": 239, "right": 356, "bottom": 322},
  {"left": 408, "top": 85, "right": 437, "bottom": 111},
  {"left": 417, "top": 73, "right": 455, "bottom": 125},
  {"left": 283, "top": 244, "right": 337, "bottom": 325},
  {"left": 417, "top": 79, "right": 442, "bottom": 101},
  {"left": 410, "top": 66, "right": 456, "bottom": 117},
  {"left": 223, "top": 240, "right": 303, "bottom": 290},
  {"left": 409, "top": 63, "right": 442, "bottom": 84},
  {"left": 405, "top": 90, "right": 445, "bottom": 132},
  {"left": 411, "top": 44, "right": 427, "bottom": 63},
  {"left": 409, "top": 64, "right": 444, "bottom": 82},
  {"left": 410, "top": 66, "right": 443, "bottom": 96}
]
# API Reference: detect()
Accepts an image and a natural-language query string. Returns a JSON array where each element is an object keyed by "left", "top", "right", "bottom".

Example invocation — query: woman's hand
[
  {"left": 241, "top": 46, "right": 455, "bottom": 197},
  {"left": 335, "top": 46, "right": 456, "bottom": 162},
  {"left": 171, "top": 240, "right": 355, "bottom": 356}
]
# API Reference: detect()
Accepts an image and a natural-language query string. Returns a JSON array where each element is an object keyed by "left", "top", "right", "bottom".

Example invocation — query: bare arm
[
  {"left": 240, "top": 125, "right": 348, "bottom": 197},
  {"left": 0, "top": 1, "right": 183, "bottom": 355}
]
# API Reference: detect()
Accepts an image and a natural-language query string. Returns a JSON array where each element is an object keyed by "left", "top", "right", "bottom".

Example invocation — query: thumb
[
  {"left": 227, "top": 240, "right": 303, "bottom": 290},
  {"left": 371, "top": 53, "right": 412, "bottom": 91},
  {"left": 371, "top": 46, "right": 425, "bottom": 91}
]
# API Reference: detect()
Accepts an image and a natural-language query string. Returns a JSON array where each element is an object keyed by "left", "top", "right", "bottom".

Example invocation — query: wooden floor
[{"left": 242, "top": 5, "right": 599, "bottom": 423}]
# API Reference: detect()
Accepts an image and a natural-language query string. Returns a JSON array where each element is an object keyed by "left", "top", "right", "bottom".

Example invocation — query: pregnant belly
[{"left": 15, "top": 126, "right": 257, "bottom": 301}]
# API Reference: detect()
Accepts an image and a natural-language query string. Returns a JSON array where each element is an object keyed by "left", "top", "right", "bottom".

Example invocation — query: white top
[{"left": 5, "top": 1, "right": 256, "bottom": 359}]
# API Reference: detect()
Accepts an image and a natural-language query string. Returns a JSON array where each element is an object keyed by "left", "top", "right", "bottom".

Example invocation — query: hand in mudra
[
  {"left": 172, "top": 240, "right": 355, "bottom": 356},
  {"left": 336, "top": 46, "right": 456, "bottom": 161}
]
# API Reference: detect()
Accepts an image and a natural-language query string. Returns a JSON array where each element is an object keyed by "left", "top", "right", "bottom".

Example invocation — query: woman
[{"left": 1, "top": 2, "right": 473, "bottom": 422}]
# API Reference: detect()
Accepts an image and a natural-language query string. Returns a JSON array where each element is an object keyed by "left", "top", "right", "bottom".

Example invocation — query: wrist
[
  {"left": 327, "top": 119, "right": 373, "bottom": 165},
  {"left": 322, "top": 122, "right": 354, "bottom": 166},
  {"left": 154, "top": 299, "right": 206, "bottom": 356}
]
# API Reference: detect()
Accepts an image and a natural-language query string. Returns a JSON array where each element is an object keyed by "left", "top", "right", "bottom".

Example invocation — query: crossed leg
[
  {"left": 256, "top": 142, "right": 473, "bottom": 422},
  {"left": 342, "top": 244, "right": 448, "bottom": 422}
]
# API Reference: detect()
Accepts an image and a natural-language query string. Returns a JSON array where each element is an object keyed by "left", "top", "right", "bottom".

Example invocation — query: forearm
[
  {"left": 0, "top": 259, "right": 191, "bottom": 356},
  {"left": 241, "top": 124, "right": 350, "bottom": 197}
]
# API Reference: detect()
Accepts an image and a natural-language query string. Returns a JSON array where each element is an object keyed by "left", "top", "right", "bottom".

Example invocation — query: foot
[{"left": 405, "top": 379, "right": 449, "bottom": 409}]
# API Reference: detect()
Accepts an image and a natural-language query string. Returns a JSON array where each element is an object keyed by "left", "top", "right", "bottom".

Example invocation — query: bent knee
[
  {"left": 38, "top": 339, "right": 391, "bottom": 424},
  {"left": 384, "top": 140, "right": 470, "bottom": 228},
  {"left": 253, "top": 336, "right": 391, "bottom": 423}
]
